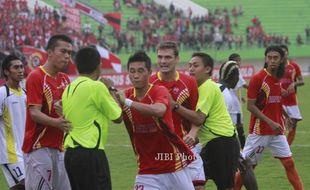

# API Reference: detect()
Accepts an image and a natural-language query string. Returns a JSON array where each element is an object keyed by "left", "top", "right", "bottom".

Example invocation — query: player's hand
[
  {"left": 269, "top": 120, "right": 284, "bottom": 135},
  {"left": 53, "top": 117, "right": 71, "bottom": 133},
  {"left": 99, "top": 77, "right": 114, "bottom": 88},
  {"left": 285, "top": 117, "right": 294, "bottom": 131},
  {"left": 183, "top": 134, "right": 196, "bottom": 146},
  {"left": 116, "top": 90, "right": 126, "bottom": 106},
  {"left": 54, "top": 100, "right": 63, "bottom": 116},
  {"left": 281, "top": 88, "right": 289, "bottom": 97},
  {"left": 287, "top": 83, "right": 295, "bottom": 94}
]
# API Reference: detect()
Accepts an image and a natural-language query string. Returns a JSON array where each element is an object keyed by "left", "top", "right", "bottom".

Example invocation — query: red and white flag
[
  {"left": 19, "top": 46, "right": 78, "bottom": 75},
  {"left": 19, "top": 45, "right": 121, "bottom": 74},
  {"left": 103, "top": 12, "right": 121, "bottom": 32},
  {"left": 56, "top": 0, "right": 121, "bottom": 32},
  {"left": 19, "top": 46, "right": 47, "bottom": 70},
  {"left": 96, "top": 45, "right": 122, "bottom": 73}
]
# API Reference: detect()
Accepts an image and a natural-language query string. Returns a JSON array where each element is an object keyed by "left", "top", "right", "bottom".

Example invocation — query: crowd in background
[
  {"left": 0, "top": 0, "right": 309, "bottom": 55},
  {"left": 0, "top": 0, "right": 98, "bottom": 52}
]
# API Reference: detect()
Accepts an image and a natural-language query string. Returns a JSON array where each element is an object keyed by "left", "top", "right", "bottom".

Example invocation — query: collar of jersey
[
  {"left": 133, "top": 84, "right": 153, "bottom": 98},
  {"left": 157, "top": 71, "right": 180, "bottom": 81},
  {"left": 9, "top": 87, "right": 23, "bottom": 96},
  {"left": 39, "top": 66, "right": 52, "bottom": 77}
]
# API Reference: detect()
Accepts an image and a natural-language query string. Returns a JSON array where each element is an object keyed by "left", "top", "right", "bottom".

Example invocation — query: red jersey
[
  {"left": 247, "top": 69, "right": 284, "bottom": 135},
  {"left": 281, "top": 60, "right": 302, "bottom": 106},
  {"left": 123, "top": 85, "right": 194, "bottom": 175},
  {"left": 149, "top": 72, "right": 198, "bottom": 137},
  {"left": 22, "top": 66, "right": 70, "bottom": 153}
]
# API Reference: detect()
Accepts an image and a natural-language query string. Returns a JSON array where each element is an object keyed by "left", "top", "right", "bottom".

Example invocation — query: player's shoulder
[
  {"left": 0, "top": 85, "right": 7, "bottom": 97},
  {"left": 207, "top": 79, "right": 220, "bottom": 88},
  {"left": 147, "top": 84, "right": 169, "bottom": 97},
  {"left": 149, "top": 72, "right": 160, "bottom": 83},
  {"left": 178, "top": 72, "right": 197, "bottom": 86},
  {"left": 253, "top": 69, "right": 266, "bottom": 79},
  {"left": 151, "top": 84, "right": 168, "bottom": 92},
  {"left": 289, "top": 60, "right": 301, "bottom": 69},
  {"left": 27, "top": 67, "right": 43, "bottom": 78},
  {"left": 289, "top": 59, "right": 298, "bottom": 65},
  {"left": 178, "top": 72, "right": 194, "bottom": 81}
]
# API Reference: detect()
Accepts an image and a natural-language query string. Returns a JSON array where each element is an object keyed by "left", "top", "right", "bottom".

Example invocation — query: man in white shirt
[{"left": 0, "top": 55, "right": 26, "bottom": 190}]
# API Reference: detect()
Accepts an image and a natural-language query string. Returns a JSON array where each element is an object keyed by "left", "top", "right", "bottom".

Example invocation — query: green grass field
[{"left": 1, "top": 76, "right": 309, "bottom": 189}]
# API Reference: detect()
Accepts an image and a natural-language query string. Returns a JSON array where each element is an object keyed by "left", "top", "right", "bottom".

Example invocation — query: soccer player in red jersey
[
  {"left": 280, "top": 45, "right": 304, "bottom": 145},
  {"left": 22, "top": 35, "right": 72, "bottom": 190},
  {"left": 149, "top": 41, "right": 205, "bottom": 189},
  {"left": 234, "top": 45, "right": 303, "bottom": 190},
  {"left": 118, "top": 51, "right": 195, "bottom": 190}
]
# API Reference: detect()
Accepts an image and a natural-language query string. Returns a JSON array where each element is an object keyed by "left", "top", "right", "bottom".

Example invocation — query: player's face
[
  {"left": 233, "top": 56, "right": 241, "bottom": 66},
  {"left": 188, "top": 56, "right": 211, "bottom": 86},
  {"left": 128, "top": 61, "right": 151, "bottom": 89},
  {"left": 157, "top": 48, "right": 179, "bottom": 74},
  {"left": 6, "top": 60, "right": 24, "bottom": 82},
  {"left": 265, "top": 51, "right": 282, "bottom": 72},
  {"left": 48, "top": 40, "right": 73, "bottom": 72}
]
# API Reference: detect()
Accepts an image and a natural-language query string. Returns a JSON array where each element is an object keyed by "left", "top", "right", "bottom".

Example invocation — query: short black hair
[
  {"left": 127, "top": 51, "right": 152, "bottom": 72},
  {"left": 46, "top": 34, "right": 73, "bottom": 50},
  {"left": 75, "top": 47, "right": 101, "bottom": 74},
  {"left": 191, "top": 52, "right": 214, "bottom": 75},
  {"left": 1, "top": 54, "right": 21, "bottom": 79},
  {"left": 228, "top": 53, "right": 240, "bottom": 61}
]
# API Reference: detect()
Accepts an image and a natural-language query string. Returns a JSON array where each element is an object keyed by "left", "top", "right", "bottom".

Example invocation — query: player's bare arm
[
  {"left": 173, "top": 103, "right": 206, "bottom": 126},
  {"left": 117, "top": 90, "right": 167, "bottom": 118},
  {"left": 132, "top": 102, "right": 166, "bottom": 118},
  {"left": 247, "top": 99, "right": 283, "bottom": 134},
  {"left": 29, "top": 105, "right": 71, "bottom": 132}
]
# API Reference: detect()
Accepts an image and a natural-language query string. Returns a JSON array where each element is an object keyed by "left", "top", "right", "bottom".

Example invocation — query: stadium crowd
[
  {"left": 0, "top": 0, "right": 98, "bottom": 52},
  {"left": 111, "top": 1, "right": 293, "bottom": 53},
  {"left": 1, "top": 0, "right": 305, "bottom": 55}
]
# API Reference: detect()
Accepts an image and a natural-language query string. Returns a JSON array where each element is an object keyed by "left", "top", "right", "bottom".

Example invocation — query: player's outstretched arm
[
  {"left": 174, "top": 103, "right": 206, "bottom": 126},
  {"left": 130, "top": 101, "right": 166, "bottom": 118},
  {"left": 117, "top": 90, "right": 166, "bottom": 118}
]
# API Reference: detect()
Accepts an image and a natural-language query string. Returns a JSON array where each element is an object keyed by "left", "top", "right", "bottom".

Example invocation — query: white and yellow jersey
[{"left": 0, "top": 85, "right": 26, "bottom": 164}]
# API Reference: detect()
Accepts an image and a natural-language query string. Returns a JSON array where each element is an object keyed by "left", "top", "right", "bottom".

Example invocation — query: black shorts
[
  {"left": 65, "top": 147, "right": 111, "bottom": 190},
  {"left": 200, "top": 136, "right": 239, "bottom": 189}
]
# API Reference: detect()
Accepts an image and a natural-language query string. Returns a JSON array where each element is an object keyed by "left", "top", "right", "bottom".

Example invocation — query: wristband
[
  {"left": 124, "top": 98, "right": 133, "bottom": 107},
  {"left": 173, "top": 103, "right": 180, "bottom": 112}
]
